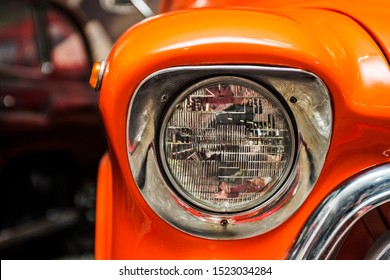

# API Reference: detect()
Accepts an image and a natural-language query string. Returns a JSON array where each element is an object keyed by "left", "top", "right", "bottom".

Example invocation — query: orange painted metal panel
[{"left": 95, "top": 1, "right": 390, "bottom": 259}]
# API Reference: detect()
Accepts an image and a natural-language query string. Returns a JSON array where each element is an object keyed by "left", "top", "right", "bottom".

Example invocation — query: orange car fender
[
  {"left": 95, "top": 152, "right": 113, "bottom": 259},
  {"left": 95, "top": 7, "right": 390, "bottom": 259}
]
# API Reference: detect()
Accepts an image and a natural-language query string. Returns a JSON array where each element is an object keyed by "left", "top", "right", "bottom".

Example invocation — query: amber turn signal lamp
[{"left": 89, "top": 60, "right": 106, "bottom": 90}]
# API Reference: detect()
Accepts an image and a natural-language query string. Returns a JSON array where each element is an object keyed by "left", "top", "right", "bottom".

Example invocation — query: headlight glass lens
[{"left": 160, "top": 76, "right": 296, "bottom": 213}]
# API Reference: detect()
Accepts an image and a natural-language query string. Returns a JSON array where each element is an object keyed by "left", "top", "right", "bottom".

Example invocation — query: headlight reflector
[{"left": 160, "top": 77, "right": 296, "bottom": 213}]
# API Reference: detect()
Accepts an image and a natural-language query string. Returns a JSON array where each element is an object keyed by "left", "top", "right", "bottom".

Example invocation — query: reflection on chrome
[{"left": 289, "top": 163, "right": 390, "bottom": 259}]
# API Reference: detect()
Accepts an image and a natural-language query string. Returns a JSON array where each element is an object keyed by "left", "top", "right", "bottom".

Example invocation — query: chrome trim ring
[
  {"left": 127, "top": 65, "right": 332, "bottom": 239},
  {"left": 288, "top": 163, "right": 390, "bottom": 259},
  {"left": 97, "top": 59, "right": 106, "bottom": 90}
]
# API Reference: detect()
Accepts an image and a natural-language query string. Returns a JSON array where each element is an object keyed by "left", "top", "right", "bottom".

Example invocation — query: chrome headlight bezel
[{"left": 127, "top": 65, "right": 332, "bottom": 239}]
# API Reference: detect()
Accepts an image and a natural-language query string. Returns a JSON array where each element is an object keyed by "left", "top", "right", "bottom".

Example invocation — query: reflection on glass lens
[{"left": 161, "top": 77, "right": 295, "bottom": 212}]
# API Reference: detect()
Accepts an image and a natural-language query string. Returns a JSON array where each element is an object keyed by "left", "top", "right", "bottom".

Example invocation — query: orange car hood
[{"left": 161, "top": 0, "right": 390, "bottom": 62}]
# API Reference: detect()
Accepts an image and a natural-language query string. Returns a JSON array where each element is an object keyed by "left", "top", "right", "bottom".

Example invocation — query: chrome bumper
[{"left": 289, "top": 163, "right": 390, "bottom": 259}]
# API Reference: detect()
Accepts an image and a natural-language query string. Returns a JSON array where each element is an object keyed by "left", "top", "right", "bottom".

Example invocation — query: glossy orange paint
[{"left": 95, "top": 0, "right": 390, "bottom": 259}]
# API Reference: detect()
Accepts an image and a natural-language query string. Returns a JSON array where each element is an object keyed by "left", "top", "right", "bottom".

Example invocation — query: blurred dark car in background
[{"left": 0, "top": 0, "right": 110, "bottom": 259}]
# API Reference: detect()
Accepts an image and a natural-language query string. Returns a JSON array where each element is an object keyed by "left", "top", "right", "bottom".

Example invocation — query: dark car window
[
  {"left": 47, "top": 6, "right": 89, "bottom": 75},
  {"left": 0, "top": 0, "right": 39, "bottom": 68}
]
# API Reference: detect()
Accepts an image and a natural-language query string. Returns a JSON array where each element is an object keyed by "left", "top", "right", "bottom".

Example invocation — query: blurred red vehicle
[
  {"left": 92, "top": 0, "right": 390, "bottom": 259},
  {"left": 0, "top": 0, "right": 108, "bottom": 255}
]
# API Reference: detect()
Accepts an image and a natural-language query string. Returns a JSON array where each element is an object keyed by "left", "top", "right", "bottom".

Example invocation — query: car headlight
[
  {"left": 127, "top": 65, "right": 331, "bottom": 239},
  {"left": 159, "top": 76, "right": 296, "bottom": 213}
]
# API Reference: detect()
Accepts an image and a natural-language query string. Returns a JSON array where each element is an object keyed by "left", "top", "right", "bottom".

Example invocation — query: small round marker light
[{"left": 89, "top": 60, "right": 106, "bottom": 90}]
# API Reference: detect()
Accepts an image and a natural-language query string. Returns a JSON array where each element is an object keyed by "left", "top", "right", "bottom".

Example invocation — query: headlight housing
[
  {"left": 127, "top": 65, "right": 331, "bottom": 239},
  {"left": 160, "top": 76, "right": 296, "bottom": 213}
]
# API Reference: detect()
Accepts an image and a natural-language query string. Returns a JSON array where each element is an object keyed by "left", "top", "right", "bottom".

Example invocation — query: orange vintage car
[{"left": 91, "top": 0, "right": 390, "bottom": 260}]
